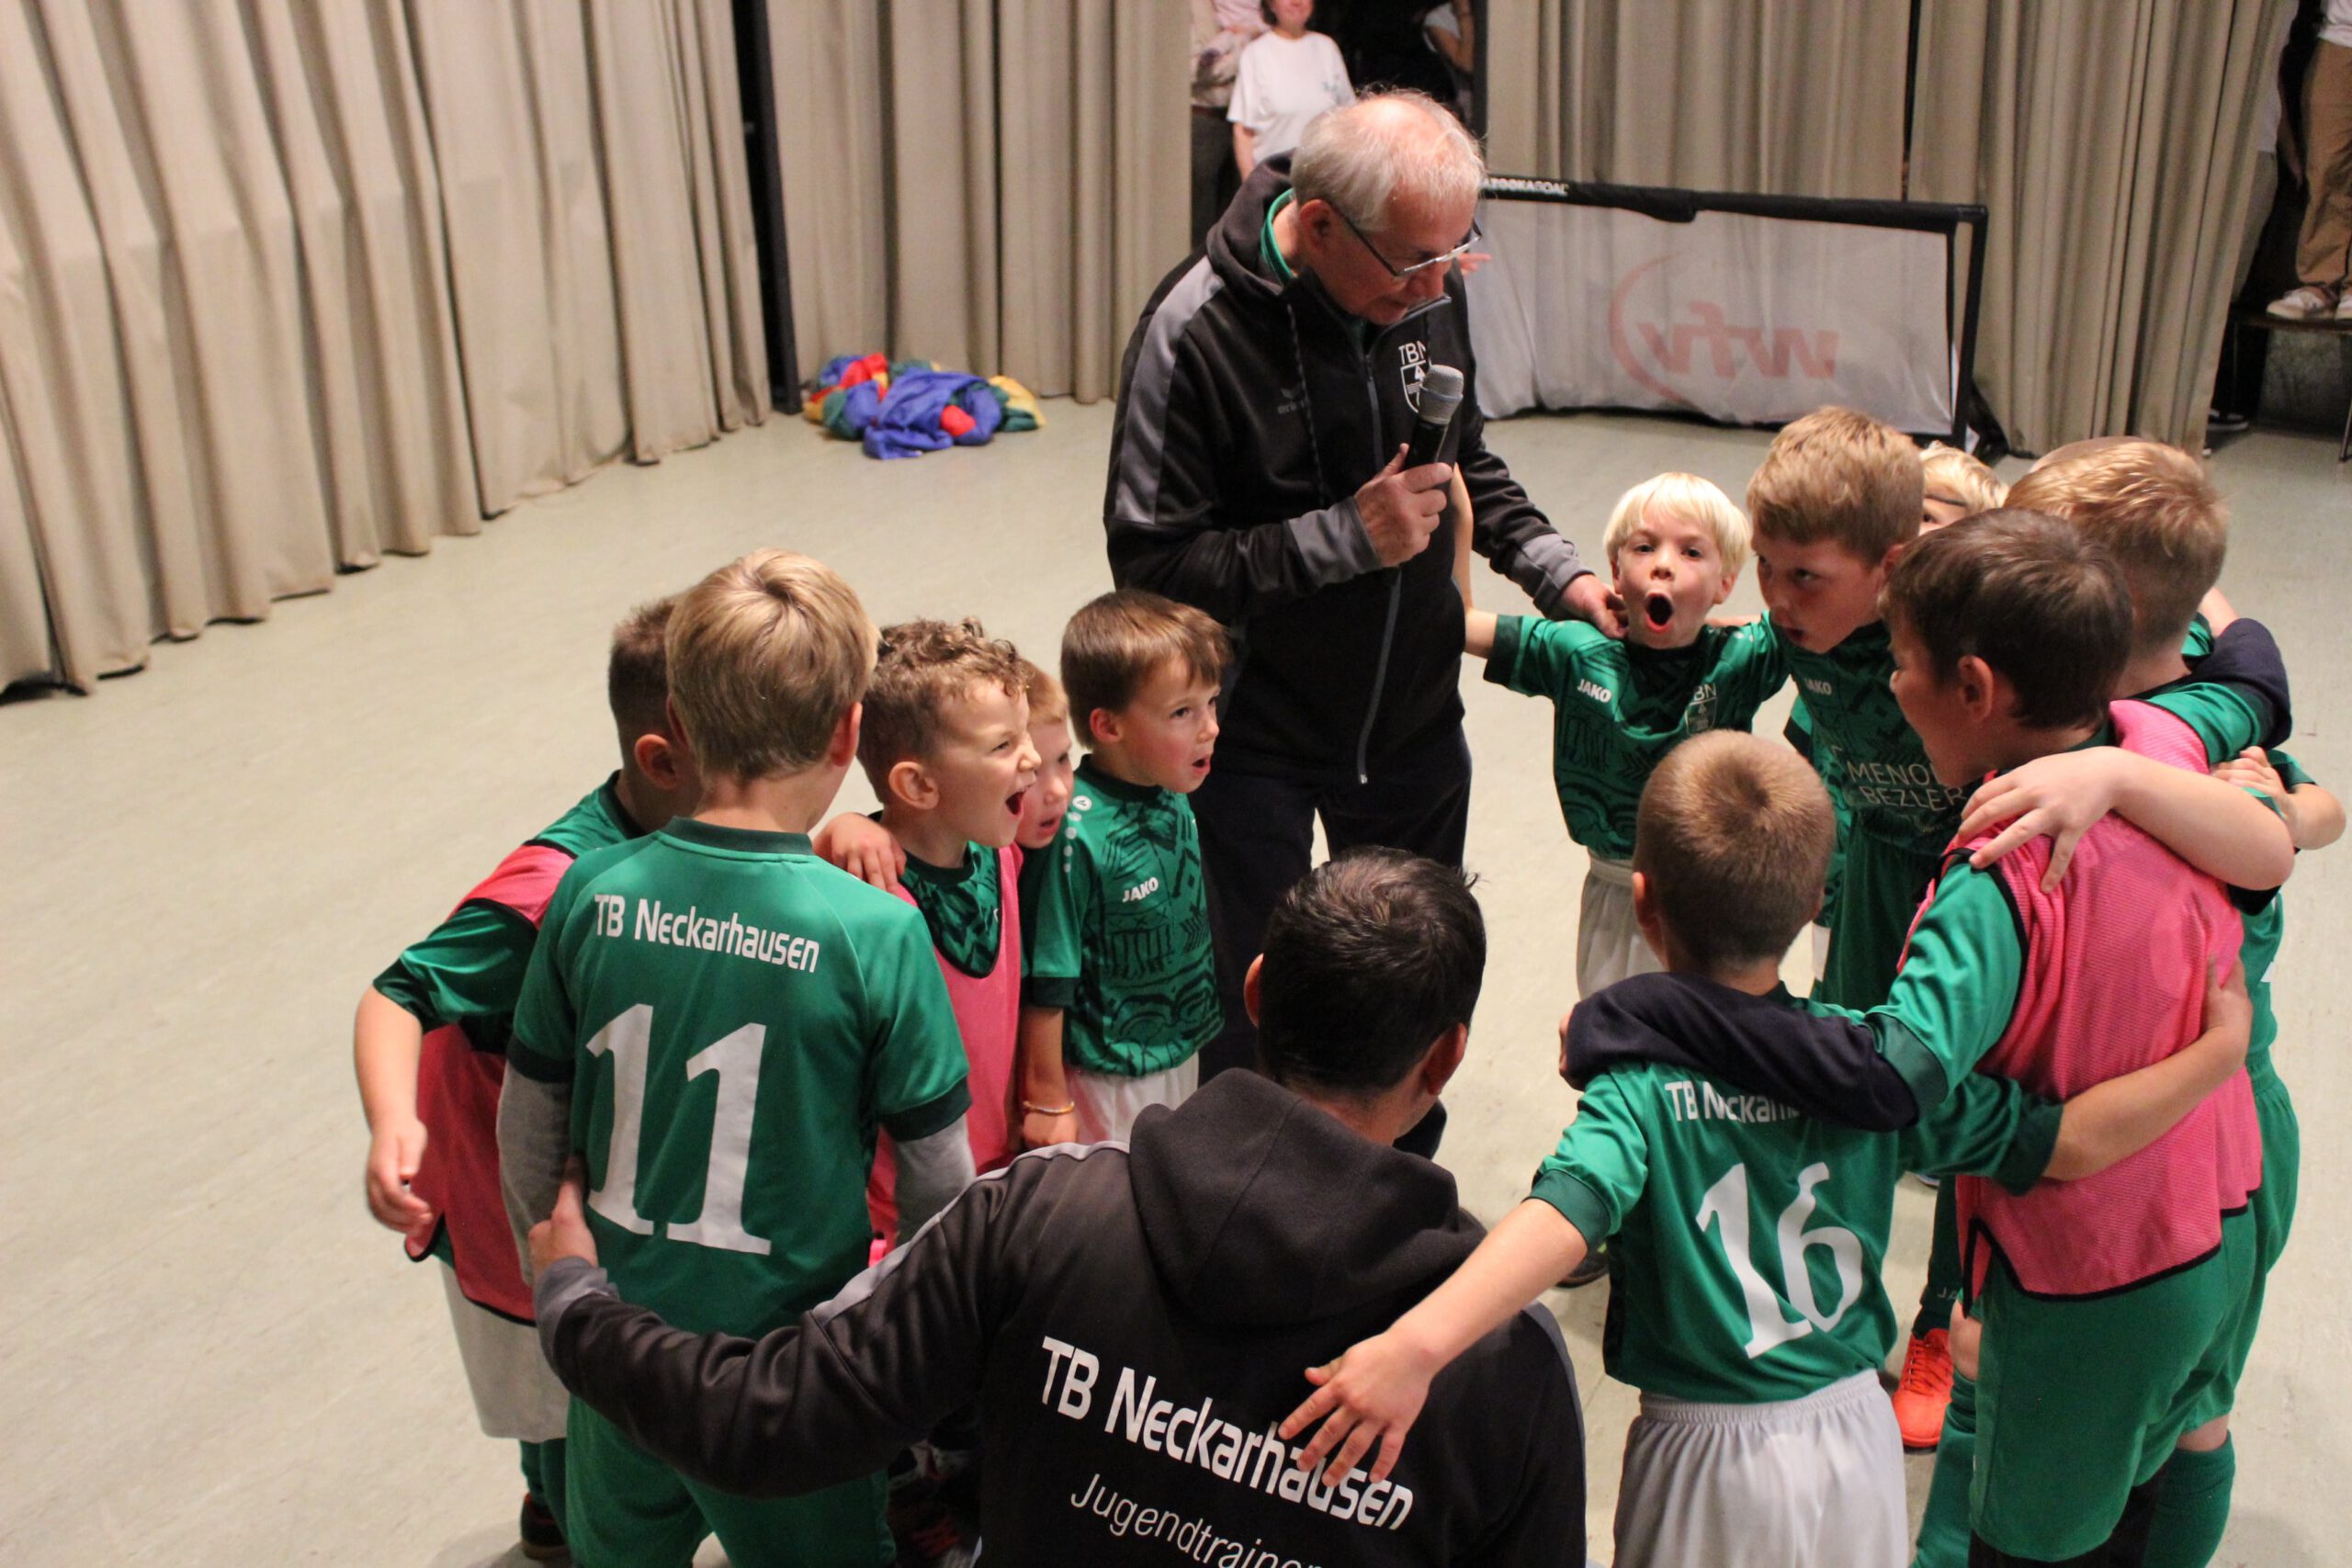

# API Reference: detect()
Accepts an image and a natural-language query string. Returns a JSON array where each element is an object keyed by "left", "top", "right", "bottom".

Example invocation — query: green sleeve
[
  {"left": 1897, "top": 1073, "right": 2061, "bottom": 1195},
  {"left": 1710, "top": 620, "right": 1790, "bottom": 729},
  {"left": 507, "top": 868, "right": 589, "bottom": 1085},
  {"left": 2269, "top": 749, "right": 2314, "bottom": 790},
  {"left": 373, "top": 899, "right": 541, "bottom": 1031},
  {"left": 1865, "top": 860, "right": 2025, "bottom": 1110},
  {"left": 2143, "top": 683, "right": 2262, "bottom": 766},
  {"left": 1527, "top": 1072, "right": 1649, "bottom": 1247},
  {"left": 1483, "top": 614, "right": 1604, "bottom": 703},
  {"left": 1023, "top": 833, "right": 1092, "bottom": 1009},
  {"left": 864, "top": 911, "right": 974, "bottom": 1141}
]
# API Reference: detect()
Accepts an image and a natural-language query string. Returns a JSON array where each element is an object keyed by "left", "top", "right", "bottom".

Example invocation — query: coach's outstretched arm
[{"left": 532, "top": 1167, "right": 1004, "bottom": 1499}]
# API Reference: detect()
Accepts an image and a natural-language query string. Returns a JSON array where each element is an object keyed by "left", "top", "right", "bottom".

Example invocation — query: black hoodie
[
  {"left": 1103, "top": 157, "right": 1590, "bottom": 784},
  {"left": 538, "top": 1071, "right": 1586, "bottom": 1565}
]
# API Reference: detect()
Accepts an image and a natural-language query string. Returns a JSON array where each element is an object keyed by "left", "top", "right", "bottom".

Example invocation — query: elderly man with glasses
[{"left": 1103, "top": 91, "right": 1615, "bottom": 1124}]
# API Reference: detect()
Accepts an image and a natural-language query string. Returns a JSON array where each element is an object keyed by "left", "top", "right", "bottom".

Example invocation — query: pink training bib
[
  {"left": 1952, "top": 701, "right": 2260, "bottom": 1299},
  {"left": 866, "top": 846, "right": 1023, "bottom": 1252}
]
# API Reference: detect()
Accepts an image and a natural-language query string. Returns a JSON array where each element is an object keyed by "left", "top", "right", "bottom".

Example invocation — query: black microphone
[{"left": 1403, "top": 363, "right": 1464, "bottom": 470}]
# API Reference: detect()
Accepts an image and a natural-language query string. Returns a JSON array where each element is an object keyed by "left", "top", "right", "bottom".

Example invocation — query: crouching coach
[{"left": 528, "top": 849, "right": 1586, "bottom": 1564}]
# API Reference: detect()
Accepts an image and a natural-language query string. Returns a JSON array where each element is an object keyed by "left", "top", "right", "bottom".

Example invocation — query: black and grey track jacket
[
  {"left": 1103, "top": 157, "right": 1591, "bottom": 784},
  {"left": 537, "top": 1070, "right": 1587, "bottom": 1566}
]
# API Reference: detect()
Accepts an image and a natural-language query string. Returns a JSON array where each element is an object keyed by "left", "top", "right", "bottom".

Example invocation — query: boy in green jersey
[
  {"left": 1468, "top": 471, "right": 1785, "bottom": 996},
  {"left": 1271, "top": 731, "right": 2251, "bottom": 1568},
  {"left": 1744, "top": 406, "right": 1979, "bottom": 1446},
  {"left": 356, "top": 597, "right": 699, "bottom": 1561},
  {"left": 1021, "top": 590, "right": 1228, "bottom": 1146},
  {"left": 499, "top": 551, "right": 977, "bottom": 1568},
  {"left": 1903, "top": 443, "right": 2315, "bottom": 1568}
]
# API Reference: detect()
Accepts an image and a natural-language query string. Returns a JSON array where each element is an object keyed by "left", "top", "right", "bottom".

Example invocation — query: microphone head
[{"left": 1418, "top": 364, "right": 1464, "bottom": 425}]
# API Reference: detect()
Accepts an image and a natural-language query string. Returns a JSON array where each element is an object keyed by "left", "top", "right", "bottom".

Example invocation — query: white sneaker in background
[
  {"left": 2267, "top": 285, "right": 2339, "bottom": 320},
  {"left": 2336, "top": 292, "right": 2352, "bottom": 322}
]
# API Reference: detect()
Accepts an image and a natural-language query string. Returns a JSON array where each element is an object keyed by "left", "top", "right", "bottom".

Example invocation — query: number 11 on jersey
[
  {"left": 582, "top": 1003, "right": 775, "bottom": 1257},
  {"left": 1694, "top": 1161, "right": 1864, "bottom": 1359}
]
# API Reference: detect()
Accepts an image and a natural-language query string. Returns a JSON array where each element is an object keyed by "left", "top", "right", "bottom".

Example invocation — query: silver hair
[{"left": 1289, "top": 90, "right": 1485, "bottom": 232}]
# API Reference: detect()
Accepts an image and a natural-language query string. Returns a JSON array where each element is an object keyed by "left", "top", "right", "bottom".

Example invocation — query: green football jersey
[
  {"left": 1532, "top": 989, "right": 2058, "bottom": 1404},
  {"left": 1486, "top": 615, "right": 1787, "bottom": 861},
  {"left": 1783, "top": 698, "right": 1848, "bottom": 927},
  {"left": 1779, "top": 619, "right": 1967, "bottom": 860},
  {"left": 900, "top": 841, "right": 1004, "bottom": 976},
  {"left": 510, "top": 819, "right": 971, "bottom": 1337},
  {"left": 2133, "top": 660, "right": 2280, "bottom": 1081},
  {"left": 2238, "top": 749, "right": 2312, "bottom": 1087},
  {"left": 1781, "top": 619, "right": 1968, "bottom": 1010},
  {"left": 1024, "top": 760, "right": 1222, "bottom": 1077},
  {"left": 374, "top": 775, "right": 643, "bottom": 1047}
]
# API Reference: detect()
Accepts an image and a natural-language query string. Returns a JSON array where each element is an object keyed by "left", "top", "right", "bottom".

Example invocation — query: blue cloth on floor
[{"left": 863, "top": 369, "right": 1004, "bottom": 459}]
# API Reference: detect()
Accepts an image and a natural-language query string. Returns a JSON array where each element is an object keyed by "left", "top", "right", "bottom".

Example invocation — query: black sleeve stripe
[{"left": 882, "top": 1081, "right": 974, "bottom": 1145}]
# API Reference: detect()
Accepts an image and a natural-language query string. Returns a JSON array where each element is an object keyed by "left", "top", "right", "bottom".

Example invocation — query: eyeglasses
[{"left": 1331, "top": 206, "right": 1481, "bottom": 280}]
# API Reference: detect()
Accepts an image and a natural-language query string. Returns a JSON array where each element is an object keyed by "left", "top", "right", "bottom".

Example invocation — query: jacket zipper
[{"left": 1346, "top": 301, "right": 1444, "bottom": 785}]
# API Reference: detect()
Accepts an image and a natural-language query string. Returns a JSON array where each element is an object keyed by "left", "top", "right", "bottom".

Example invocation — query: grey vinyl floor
[{"left": 4, "top": 402, "right": 2345, "bottom": 1565}]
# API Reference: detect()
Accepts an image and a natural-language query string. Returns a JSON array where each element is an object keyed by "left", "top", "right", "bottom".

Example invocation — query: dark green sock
[
  {"left": 1911, "top": 1371, "right": 1977, "bottom": 1568},
  {"left": 1915, "top": 1179, "right": 1962, "bottom": 1338},
  {"left": 518, "top": 1439, "right": 544, "bottom": 1501},
  {"left": 2143, "top": 1437, "right": 2233, "bottom": 1568}
]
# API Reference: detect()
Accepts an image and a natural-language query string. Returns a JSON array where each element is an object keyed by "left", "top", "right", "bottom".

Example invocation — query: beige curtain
[
  {"left": 1910, "top": 0, "right": 2291, "bottom": 453},
  {"left": 0, "top": 0, "right": 764, "bottom": 694},
  {"left": 1485, "top": 0, "right": 1910, "bottom": 197},
  {"left": 767, "top": 0, "right": 1189, "bottom": 400}
]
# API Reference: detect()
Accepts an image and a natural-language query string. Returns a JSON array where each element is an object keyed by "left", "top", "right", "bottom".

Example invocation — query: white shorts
[
  {"left": 439, "top": 1263, "right": 570, "bottom": 1441},
  {"left": 1612, "top": 1370, "right": 1905, "bottom": 1568},
  {"left": 1069, "top": 1056, "right": 1200, "bottom": 1145},
  {"left": 1577, "top": 855, "right": 1665, "bottom": 998},
  {"left": 1811, "top": 922, "right": 1833, "bottom": 988}
]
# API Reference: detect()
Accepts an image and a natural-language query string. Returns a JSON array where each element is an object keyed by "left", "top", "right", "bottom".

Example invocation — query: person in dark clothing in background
[{"left": 528, "top": 850, "right": 1587, "bottom": 1567}]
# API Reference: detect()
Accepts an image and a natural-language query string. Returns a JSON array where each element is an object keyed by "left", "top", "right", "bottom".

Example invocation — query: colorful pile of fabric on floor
[{"left": 803, "top": 354, "right": 1044, "bottom": 459}]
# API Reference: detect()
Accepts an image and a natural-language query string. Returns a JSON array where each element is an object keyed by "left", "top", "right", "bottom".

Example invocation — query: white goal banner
[{"left": 1466, "top": 190, "right": 1958, "bottom": 435}]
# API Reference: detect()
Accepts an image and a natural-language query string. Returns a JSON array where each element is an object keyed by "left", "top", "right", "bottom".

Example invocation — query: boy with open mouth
[{"left": 1467, "top": 471, "right": 1785, "bottom": 1002}]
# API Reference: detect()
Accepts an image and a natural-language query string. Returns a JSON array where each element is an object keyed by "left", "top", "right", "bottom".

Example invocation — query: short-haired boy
[
  {"left": 1274, "top": 729, "right": 2251, "bottom": 1568},
  {"left": 1919, "top": 440, "right": 2007, "bottom": 530},
  {"left": 1744, "top": 405, "right": 1979, "bottom": 1442},
  {"left": 355, "top": 595, "right": 696, "bottom": 1560},
  {"left": 850, "top": 619, "right": 1041, "bottom": 1248},
  {"left": 1022, "top": 590, "right": 1228, "bottom": 1146},
  {"left": 1973, "top": 440, "right": 2301, "bottom": 1564},
  {"left": 498, "top": 550, "right": 977, "bottom": 1568},
  {"left": 1012, "top": 656, "right": 1079, "bottom": 949},
  {"left": 1466, "top": 471, "right": 1785, "bottom": 996},
  {"left": 1586, "top": 513, "right": 2291, "bottom": 1562}
]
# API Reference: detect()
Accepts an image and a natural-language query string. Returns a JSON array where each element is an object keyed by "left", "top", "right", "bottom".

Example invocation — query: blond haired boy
[
  {"left": 1919, "top": 442, "right": 2007, "bottom": 530},
  {"left": 1276, "top": 730, "right": 2252, "bottom": 1568},
  {"left": 1022, "top": 590, "right": 1228, "bottom": 1145},
  {"left": 1465, "top": 471, "right": 1785, "bottom": 996},
  {"left": 356, "top": 597, "right": 697, "bottom": 1560},
  {"left": 498, "top": 550, "right": 975, "bottom": 1568}
]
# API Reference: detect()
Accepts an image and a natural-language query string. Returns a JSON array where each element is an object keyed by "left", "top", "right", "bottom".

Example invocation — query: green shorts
[
  {"left": 1816, "top": 833, "right": 1941, "bottom": 1011},
  {"left": 2182, "top": 1074, "right": 2299, "bottom": 1428},
  {"left": 1969, "top": 1209, "right": 2256, "bottom": 1560},
  {"left": 564, "top": 1399, "right": 891, "bottom": 1568}
]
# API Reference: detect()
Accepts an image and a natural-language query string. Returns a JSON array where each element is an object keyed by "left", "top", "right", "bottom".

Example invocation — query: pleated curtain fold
[
  {"left": 765, "top": 0, "right": 1188, "bottom": 401},
  {"left": 1908, "top": 0, "right": 2293, "bottom": 455},
  {"left": 0, "top": 0, "right": 767, "bottom": 694}
]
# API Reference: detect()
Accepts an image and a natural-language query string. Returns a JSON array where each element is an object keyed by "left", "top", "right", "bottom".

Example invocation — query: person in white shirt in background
[
  {"left": 1421, "top": 0, "right": 1476, "bottom": 122},
  {"left": 1230, "top": 0, "right": 1354, "bottom": 181},
  {"left": 1191, "top": 0, "right": 1266, "bottom": 247}
]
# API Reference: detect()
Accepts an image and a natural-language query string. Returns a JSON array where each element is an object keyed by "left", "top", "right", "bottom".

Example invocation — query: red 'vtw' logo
[{"left": 1607, "top": 256, "right": 1839, "bottom": 409}]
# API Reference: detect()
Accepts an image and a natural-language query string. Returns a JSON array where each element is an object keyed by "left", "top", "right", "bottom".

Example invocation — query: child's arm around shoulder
[
  {"left": 1959, "top": 746, "right": 2295, "bottom": 893},
  {"left": 813, "top": 812, "right": 905, "bottom": 890},
  {"left": 1277, "top": 1199, "right": 1590, "bottom": 1489},
  {"left": 2215, "top": 749, "right": 2345, "bottom": 852},
  {"left": 1278, "top": 1073, "right": 1640, "bottom": 1487}
]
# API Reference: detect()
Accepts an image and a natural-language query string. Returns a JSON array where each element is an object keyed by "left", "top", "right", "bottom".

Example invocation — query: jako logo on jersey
[
  {"left": 1398, "top": 340, "right": 1428, "bottom": 412},
  {"left": 1685, "top": 682, "right": 1719, "bottom": 734},
  {"left": 1607, "top": 255, "right": 1838, "bottom": 410},
  {"left": 1577, "top": 677, "right": 1613, "bottom": 705},
  {"left": 1802, "top": 677, "right": 1834, "bottom": 697},
  {"left": 1071, "top": 795, "right": 1093, "bottom": 812},
  {"left": 1121, "top": 877, "right": 1161, "bottom": 903}
]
